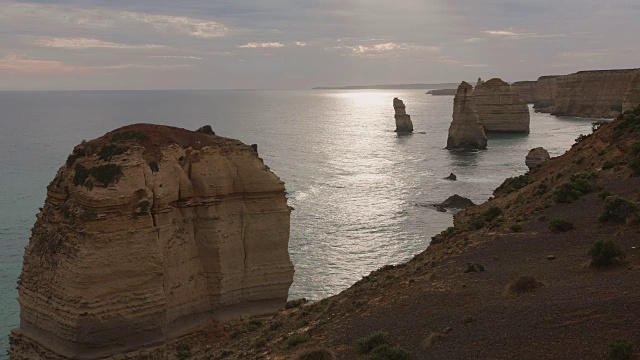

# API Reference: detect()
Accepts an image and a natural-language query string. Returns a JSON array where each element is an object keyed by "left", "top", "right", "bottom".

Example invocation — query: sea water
[{"left": 0, "top": 89, "right": 597, "bottom": 355}]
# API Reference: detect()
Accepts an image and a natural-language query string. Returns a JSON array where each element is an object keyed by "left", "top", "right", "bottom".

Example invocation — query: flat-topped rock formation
[
  {"left": 9, "top": 124, "right": 294, "bottom": 359},
  {"left": 623, "top": 73, "right": 640, "bottom": 112},
  {"left": 426, "top": 89, "right": 456, "bottom": 96},
  {"left": 393, "top": 97, "right": 414, "bottom": 133},
  {"left": 533, "top": 75, "right": 560, "bottom": 110},
  {"left": 446, "top": 82, "right": 487, "bottom": 150},
  {"left": 511, "top": 81, "right": 536, "bottom": 103},
  {"left": 474, "top": 78, "right": 530, "bottom": 133},
  {"left": 525, "top": 147, "right": 550, "bottom": 170}
]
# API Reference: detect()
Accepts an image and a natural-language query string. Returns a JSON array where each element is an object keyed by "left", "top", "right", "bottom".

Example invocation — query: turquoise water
[{"left": 0, "top": 90, "right": 596, "bottom": 356}]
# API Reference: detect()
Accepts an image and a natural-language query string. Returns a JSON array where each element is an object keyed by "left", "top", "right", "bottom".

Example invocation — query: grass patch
[
  {"left": 286, "top": 333, "right": 310, "bottom": 348},
  {"left": 602, "top": 160, "right": 616, "bottom": 170},
  {"left": 483, "top": 206, "right": 503, "bottom": 222},
  {"left": 364, "top": 344, "right": 410, "bottom": 360},
  {"left": 111, "top": 130, "right": 146, "bottom": 142},
  {"left": 98, "top": 144, "right": 128, "bottom": 162},
  {"left": 73, "top": 164, "right": 89, "bottom": 186},
  {"left": 509, "top": 223, "right": 523, "bottom": 233},
  {"left": 357, "top": 331, "right": 389, "bottom": 354},
  {"left": 600, "top": 195, "right": 640, "bottom": 223},
  {"left": 608, "top": 339, "right": 633, "bottom": 360},
  {"left": 431, "top": 226, "right": 459, "bottom": 244},
  {"left": 549, "top": 218, "right": 574, "bottom": 233},
  {"left": 504, "top": 276, "right": 542, "bottom": 297},
  {"left": 88, "top": 164, "right": 123, "bottom": 186},
  {"left": 588, "top": 239, "right": 625, "bottom": 267}
]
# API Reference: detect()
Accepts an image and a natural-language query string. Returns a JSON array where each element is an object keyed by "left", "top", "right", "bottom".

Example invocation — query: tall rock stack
[
  {"left": 474, "top": 78, "right": 530, "bottom": 133},
  {"left": 393, "top": 97, "right": 414, "bottom": 133},
  {"left": 446, "top": 82, "right": 487, "bottom": 150},
  {"left": 476, "top": 78, "right": 484, "bottom": 87},
  {"left": 9, "top": 124, "right": 295, "bottom": 359},
  {"left": 623, "top": 73, "right": 640, "bottom": 112}
]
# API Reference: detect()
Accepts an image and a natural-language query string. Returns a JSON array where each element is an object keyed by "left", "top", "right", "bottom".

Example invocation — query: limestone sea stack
[
  {"left": 511, "top": 81, "right": 536, "bottom": 103},
  {"left": 474, "top": 78, "right": 530, "bottom": 133},
  {"left": 393, "top": 97, "right": 414, "bottom": 133},
  {"left": 526, "top": 147, "right": 551, "bottom": 170},
  {"left": 446, "top": 82, "right": 487, "bottom": 150},
  {"left": 10, "top": 124, "right": 294, "bottom": 359},
  {"left": 623, "top": 73, "right": 640, "bottom": 112}
]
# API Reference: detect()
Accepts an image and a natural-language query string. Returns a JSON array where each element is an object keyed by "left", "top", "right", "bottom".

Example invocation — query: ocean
[{"left": 0, "top": 89, "right": 596, "bottom": 356}]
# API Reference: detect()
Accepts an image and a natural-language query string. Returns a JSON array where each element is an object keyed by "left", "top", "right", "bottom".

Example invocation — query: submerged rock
[
  {"left": 526, "top": 147, "right": 551, "bottom": 170},
  {"left": 10, "top": 124, "right": 294, "bottom": 359},
  {"left": 474, "top": 78, "right": 530, "bottom": 133},
  {"left": 393, "top": 97, "right": 414, "bottom": 133},
  {"left": 445, "top": 173, "right": 457, "bottom": 181},
  {"left": 446, "top": 82, "right": 487, "bottom": 150}
]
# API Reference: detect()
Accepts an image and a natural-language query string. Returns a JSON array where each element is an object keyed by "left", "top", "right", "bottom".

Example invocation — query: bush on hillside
[
  {"left": 553, "top": 172, "right": 598, "bottom": 203},
  {"left": 98, "top": 144, "right": 128, "bottom": 162},
  {"left": 599, "top": 196, "right": 640, "bottom": 223},
  {"left": 549, "top": 218, "right": 574, "bottom": 233},
  {"left": 504, "top": 276, "right": 542, "bottom": 297},
  {"left": 608, "top": 339, "right": 633, "bottom": 360},
  {"left": 292, "top": 348, "right": 336, "bottom": 360},
  {"left": 357, "top": 331, "right": 389, "bottom": 354},
  {"left": 588, "top": 239, "right": 625, "bottom": 267},
  {"left": 500, "top": 175, "right": 531, "bottom": 193},
  {"left": 111, "top": 130, "right": 147, "bottom": 142},
  {"left": 287, "top": 334, "right": 310, "bottom": 348}
]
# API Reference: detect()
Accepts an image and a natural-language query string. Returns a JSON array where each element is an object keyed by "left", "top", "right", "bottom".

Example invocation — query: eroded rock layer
[
  {"left": 9, "top": 124, "right": 294, "bottom": 359},
  {"left": 393, "top": 97, "right": 414, "bottom": 133},
  {"left": 623, "top": 73, "right": 640, "bottom": 113},
  {"left": 543, "top": 69, "right": 640, "bottom": 117},
  {"left": 511, "top": 81, "right": 536, "bottom": 103},
  {"left": 474, "top": 78, "right": 530, "bottom": 133},
  {"left": 446, "top": 82, "right": 487, "bottom": 150}
]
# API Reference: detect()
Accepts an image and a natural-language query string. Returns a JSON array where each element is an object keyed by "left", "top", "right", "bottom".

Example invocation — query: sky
[{"left": 0, "top": 0, "right": 639, "bottom": 90}]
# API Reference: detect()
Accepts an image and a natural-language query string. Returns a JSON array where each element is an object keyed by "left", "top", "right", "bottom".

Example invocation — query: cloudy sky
[{"left": 0, "top": 0, "right": 639, "bottom": 90}]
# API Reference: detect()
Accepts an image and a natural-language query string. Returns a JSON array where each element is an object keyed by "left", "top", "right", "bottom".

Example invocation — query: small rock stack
[{"left": 393, "top": 97, "right": 414, "bottom": 133}]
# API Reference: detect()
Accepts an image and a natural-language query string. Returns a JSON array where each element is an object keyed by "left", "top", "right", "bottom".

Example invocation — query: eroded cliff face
[
  {"left": 9, "top": 124, "right": 294, "bottom": 359},
  {"left": 533, "top": 75, "right": 559, "bottom": 110},
  {"left": 446, "top": 82, "right": 487, "bottom": 150},
  {"left": 623, "top": 73, "right": 640, "bottom": 112},
  {"left": 511, "top": 81, "right": 536, "bottom": 103},
  {"left": 474, "top": 78, "right": 530, "bottom": 133}
]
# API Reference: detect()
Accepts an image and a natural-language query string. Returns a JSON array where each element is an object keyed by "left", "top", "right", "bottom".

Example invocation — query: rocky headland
[
  {"left": 446, "top": 82, "right": 487, "bottom": 150},
  {"left": 9, "top": 124, "right": 294, "bottom": 359},
  {"left": 393, "top": 97, "right": 414, "bottom": 133},
  {"left": 623, "top": 73, "right": 640, "bottom": 113},
  {"left": 474, "top": 78, "right": 530, "bottom": 133},
  {"left": 533, "top": 75, "right": 560, "bottom": 111}
]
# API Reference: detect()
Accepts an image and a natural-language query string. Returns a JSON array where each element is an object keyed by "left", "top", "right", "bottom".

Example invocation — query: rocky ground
[{"left": 119, "top": 110, "right": 640, "bottom": 359}]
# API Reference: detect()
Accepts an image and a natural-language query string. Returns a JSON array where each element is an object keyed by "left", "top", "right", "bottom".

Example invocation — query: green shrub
[
  {"left": 553, "top": 172, "right": 598, "bottom": 203},
  {"left": 287, "top": 334, "right": 310, "bottom": 348},
  {"left": 608, "top": 339, "right": 633, "bottom": 360},
  {"left": 549, "top": 218, "right": 574, "bottom": 233},
  {"left": 357, "top": 331, "right": 389, "bottom": 354},
  {"left": 98, "top": 144, "right": 128, "bottom": 162},
  {"left": 602, "top": 161, "right": 615, "bottom": 170},
  {"left": 175, "top": 344, "right": 192, "bottom": 360},
  {"left": 467, "top": 218, "right": 485, "bottom": 230},
  {"left": 88, "top": 164, "right": 123, "bottom": 186},
  {"left": 614, "top": 106, "right": 640, "bottom": 135},
  {"left": 599, "top": 196, "right": 639, "bottom": 223},
  {"left": 111, "top": 130, "right": 147, "bottom": 142},
  {"left": 148, "top": 161, "right": 159, "bottom": 173},
  {"left": 482, "top": 206, "right": 503, "bottom": 222},
  {"left": 73, "top": 164, "right": 89, "bottom": 186},
  {"left": 633, "top": 141, "right": 640, "bottom": 155},
  {"left": 588, "top": 239, "right": 625, "bottom": 267},
  {"left": 292, "top": 348, "right": 336, "bottom": 360},
  {"left": 364, "top": 344, "right": 410, "bottom": 360},
  {"left": 431, "top": 227, "right": 459, "bottom": 244},
  {"left": 500, "top": 175, "right": 530, "bottom": 193},
  {"left": 629, "top": 156, "right": 640, "bottom": 176},
  {"left": 533, "top": 183, "right": 548, "bottom": 196}
]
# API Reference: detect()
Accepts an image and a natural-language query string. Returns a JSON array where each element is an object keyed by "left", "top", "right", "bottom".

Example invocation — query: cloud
[
  {"left": 295, "top": 41, "right": 307, "bottom": 47},
  {"left": 149, "top": 55, "right": 203, "bottom": 60},
  {"left": 484, "top": 29, "right": 565, "bottom": 39},
  {"left": 35, "top": 37, "right": 166, "bottom": 50},
  {"left": 0, "top": 53, "right": 190, "bottom": 75},
  {"left": 436, "top": 56, "right": 463, "bottom": 64},
  {"left": 559, "top": 51, "right": 606, "bottom": 58},
  {"left": 463, "top": 64, "right": 490, "bottom": 68},
  {"left": 0, "top": 3, "right": 229, "bottom": 39},
  {"left": 331, "top": 42, "right": 440, "bottom": 58},
  {"left": 238, "top": 42, "right": 285, "bottom": 48}
]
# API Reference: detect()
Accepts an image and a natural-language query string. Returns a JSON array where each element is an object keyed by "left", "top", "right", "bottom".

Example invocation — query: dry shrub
[
  {"left": 291, "top": 348, "right": 336, "bottom": 360},
  {"left": 504, "top": 276, "right": 543, "bottom": 297},
  {"left": 422, "top": 332, "right": 447, "bottom": 349}
]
